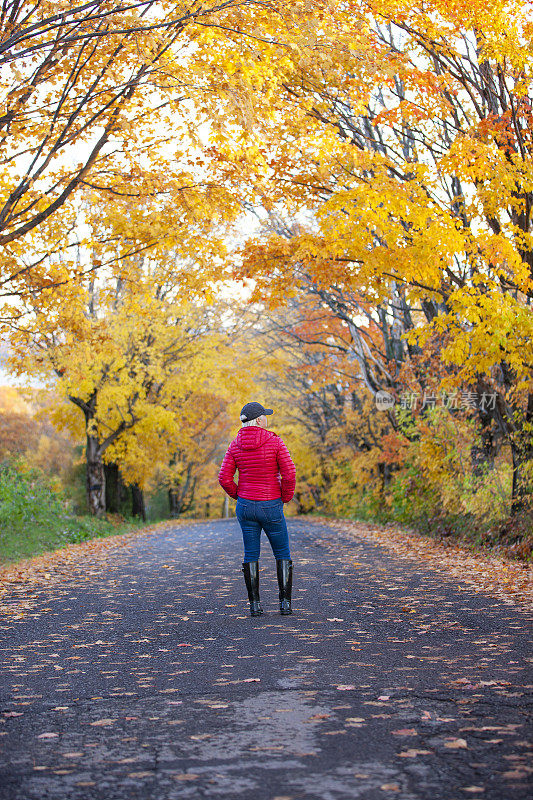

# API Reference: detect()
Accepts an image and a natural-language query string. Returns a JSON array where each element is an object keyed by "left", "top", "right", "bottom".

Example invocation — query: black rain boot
[
  {"left": 276, "top": 559, "right": 293, "bottom": 615},
  {"left": 242, "top": 561, "right": 263, "bottom": 617}
]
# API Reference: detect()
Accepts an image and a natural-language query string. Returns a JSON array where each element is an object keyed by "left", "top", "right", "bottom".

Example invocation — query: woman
[{"left": 218, "top": 401, "right": 296, "bottom": 617}]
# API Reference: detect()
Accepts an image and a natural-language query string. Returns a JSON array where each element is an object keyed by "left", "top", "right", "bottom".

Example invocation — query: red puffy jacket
[{"left": 218, "top": 427, "right": 296, "bottom": 503}]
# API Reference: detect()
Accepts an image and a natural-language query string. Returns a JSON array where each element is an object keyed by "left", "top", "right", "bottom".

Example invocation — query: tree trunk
[
  {"left": 377, "top": 462, "right": 392, "bottom": 494},
  {"left": 510, "top": 435, "right": 533, "bottom": 516},
  {"left": 105, "top": 463, "right": 125, "bottom": 514},
  {"left": 168, "top": 465, "right": 197, "bottom": 518},
  {"left": 131, "top": 484, "right": 146, "bottom": 521},
  {"left": 86, "top": 432, "right": 106, "bottom": 517},
  {"left": 506, "top": 391, "right": 533, "bottom": 516},
  {"left": 180, "top": 476, "right": 197, "bottom": 515},
  {"left": 471, "top": 423, "right": 496, "bottom": 477},
  {"left": 222, "top": 495, "right": 229, "bottom": 518},
  {"left": 471, "top": 378, "right": 499, "bottom": 477},
  {"left": 168, "top": 488, "right": 180, "bottom": 518}
]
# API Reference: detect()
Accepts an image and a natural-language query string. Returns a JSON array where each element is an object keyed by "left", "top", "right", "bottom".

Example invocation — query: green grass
[
  {"left": 0, "top": 515, "right": 141, "bottom": 564},
  {"left": 0, "top": 463, "right": 140, "bottom": 564}
]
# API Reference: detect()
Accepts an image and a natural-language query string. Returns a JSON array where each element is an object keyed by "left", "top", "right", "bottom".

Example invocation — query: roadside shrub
[
  {"left": 0, "top": 462, "right": 66, "bottom": 533},
  {"left": 0, "top": 460, "right": 139, "bottom": 562}
]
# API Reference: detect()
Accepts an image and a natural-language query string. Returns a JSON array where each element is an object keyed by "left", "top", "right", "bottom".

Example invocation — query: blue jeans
[{"left": 236, "top": 497, "right": 291, "bottom": 562}]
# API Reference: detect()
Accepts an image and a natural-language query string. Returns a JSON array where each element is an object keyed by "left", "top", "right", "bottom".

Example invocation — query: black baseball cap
[{"left": 239, "top": 402, "right": 274, "bottom": 422}]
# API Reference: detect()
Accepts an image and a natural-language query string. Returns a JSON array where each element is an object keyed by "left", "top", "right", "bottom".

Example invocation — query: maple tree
[
  {"left": 0, "top": 0, "right": 320, "bottom": 312},
  {"left": 161, "top": 394, "right": 233, "bottom": 517},
  {"left": 8, "top": 249, "right": 231, "bottom": 514},
  {"left": 1, "top": 2, "right": 330, "bottom": 521},
  {"left": 241, "top": 301, "right": 386, "bottom": 511},
  {"left": 214, "top": 0, "right": 533, "bottom": 517}
]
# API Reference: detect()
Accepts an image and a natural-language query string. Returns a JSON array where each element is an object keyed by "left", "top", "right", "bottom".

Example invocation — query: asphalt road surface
[{"left": 0, "top": 518, "right": 531, "bottom": 800}]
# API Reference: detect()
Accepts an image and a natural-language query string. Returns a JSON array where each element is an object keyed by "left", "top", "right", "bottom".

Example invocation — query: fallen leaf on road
[
  {"left": 398, "top": 749, "right": 432, "bottom": 757},
  {"left": 392, "top": 728, "right": 418, "bottom": 736},
  {"left": 330, "top": 519, "right": 533, "bottom": 608},
  {"left": 172, "top": 774, "right": 198, "bottom": 781},
  {"left": 445, "top": 737, "right": 468, "bottom": 749},
  {"left": 502, "top": 767, "right": 533, "bottom": 779},
  {"left": 90, "top": 718, "right": 116, "bottom": 726}
]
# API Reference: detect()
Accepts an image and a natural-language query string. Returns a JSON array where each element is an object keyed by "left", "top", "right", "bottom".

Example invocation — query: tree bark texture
[
  {"left": 105, "top": 463, "right": 126, "bottom": 514},
  {"left": 86, "top": 433, "right": 106, "bottom": 517},
  {"left": 131, "top": 484, "right": 146, "bottom": 521}
]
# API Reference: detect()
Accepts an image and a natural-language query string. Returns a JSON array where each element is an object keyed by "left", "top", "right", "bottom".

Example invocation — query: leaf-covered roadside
[
  {"left": 318, "top": 519, "right": 533, "bottom": 611},
  {"left": 0, "top": 519, "right": 181, "bottom": 619}
]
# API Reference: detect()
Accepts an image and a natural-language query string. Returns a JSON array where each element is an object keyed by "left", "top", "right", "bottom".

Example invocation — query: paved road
[{"left": 0, "top": 519, "right": 531, "bottom": 800}]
